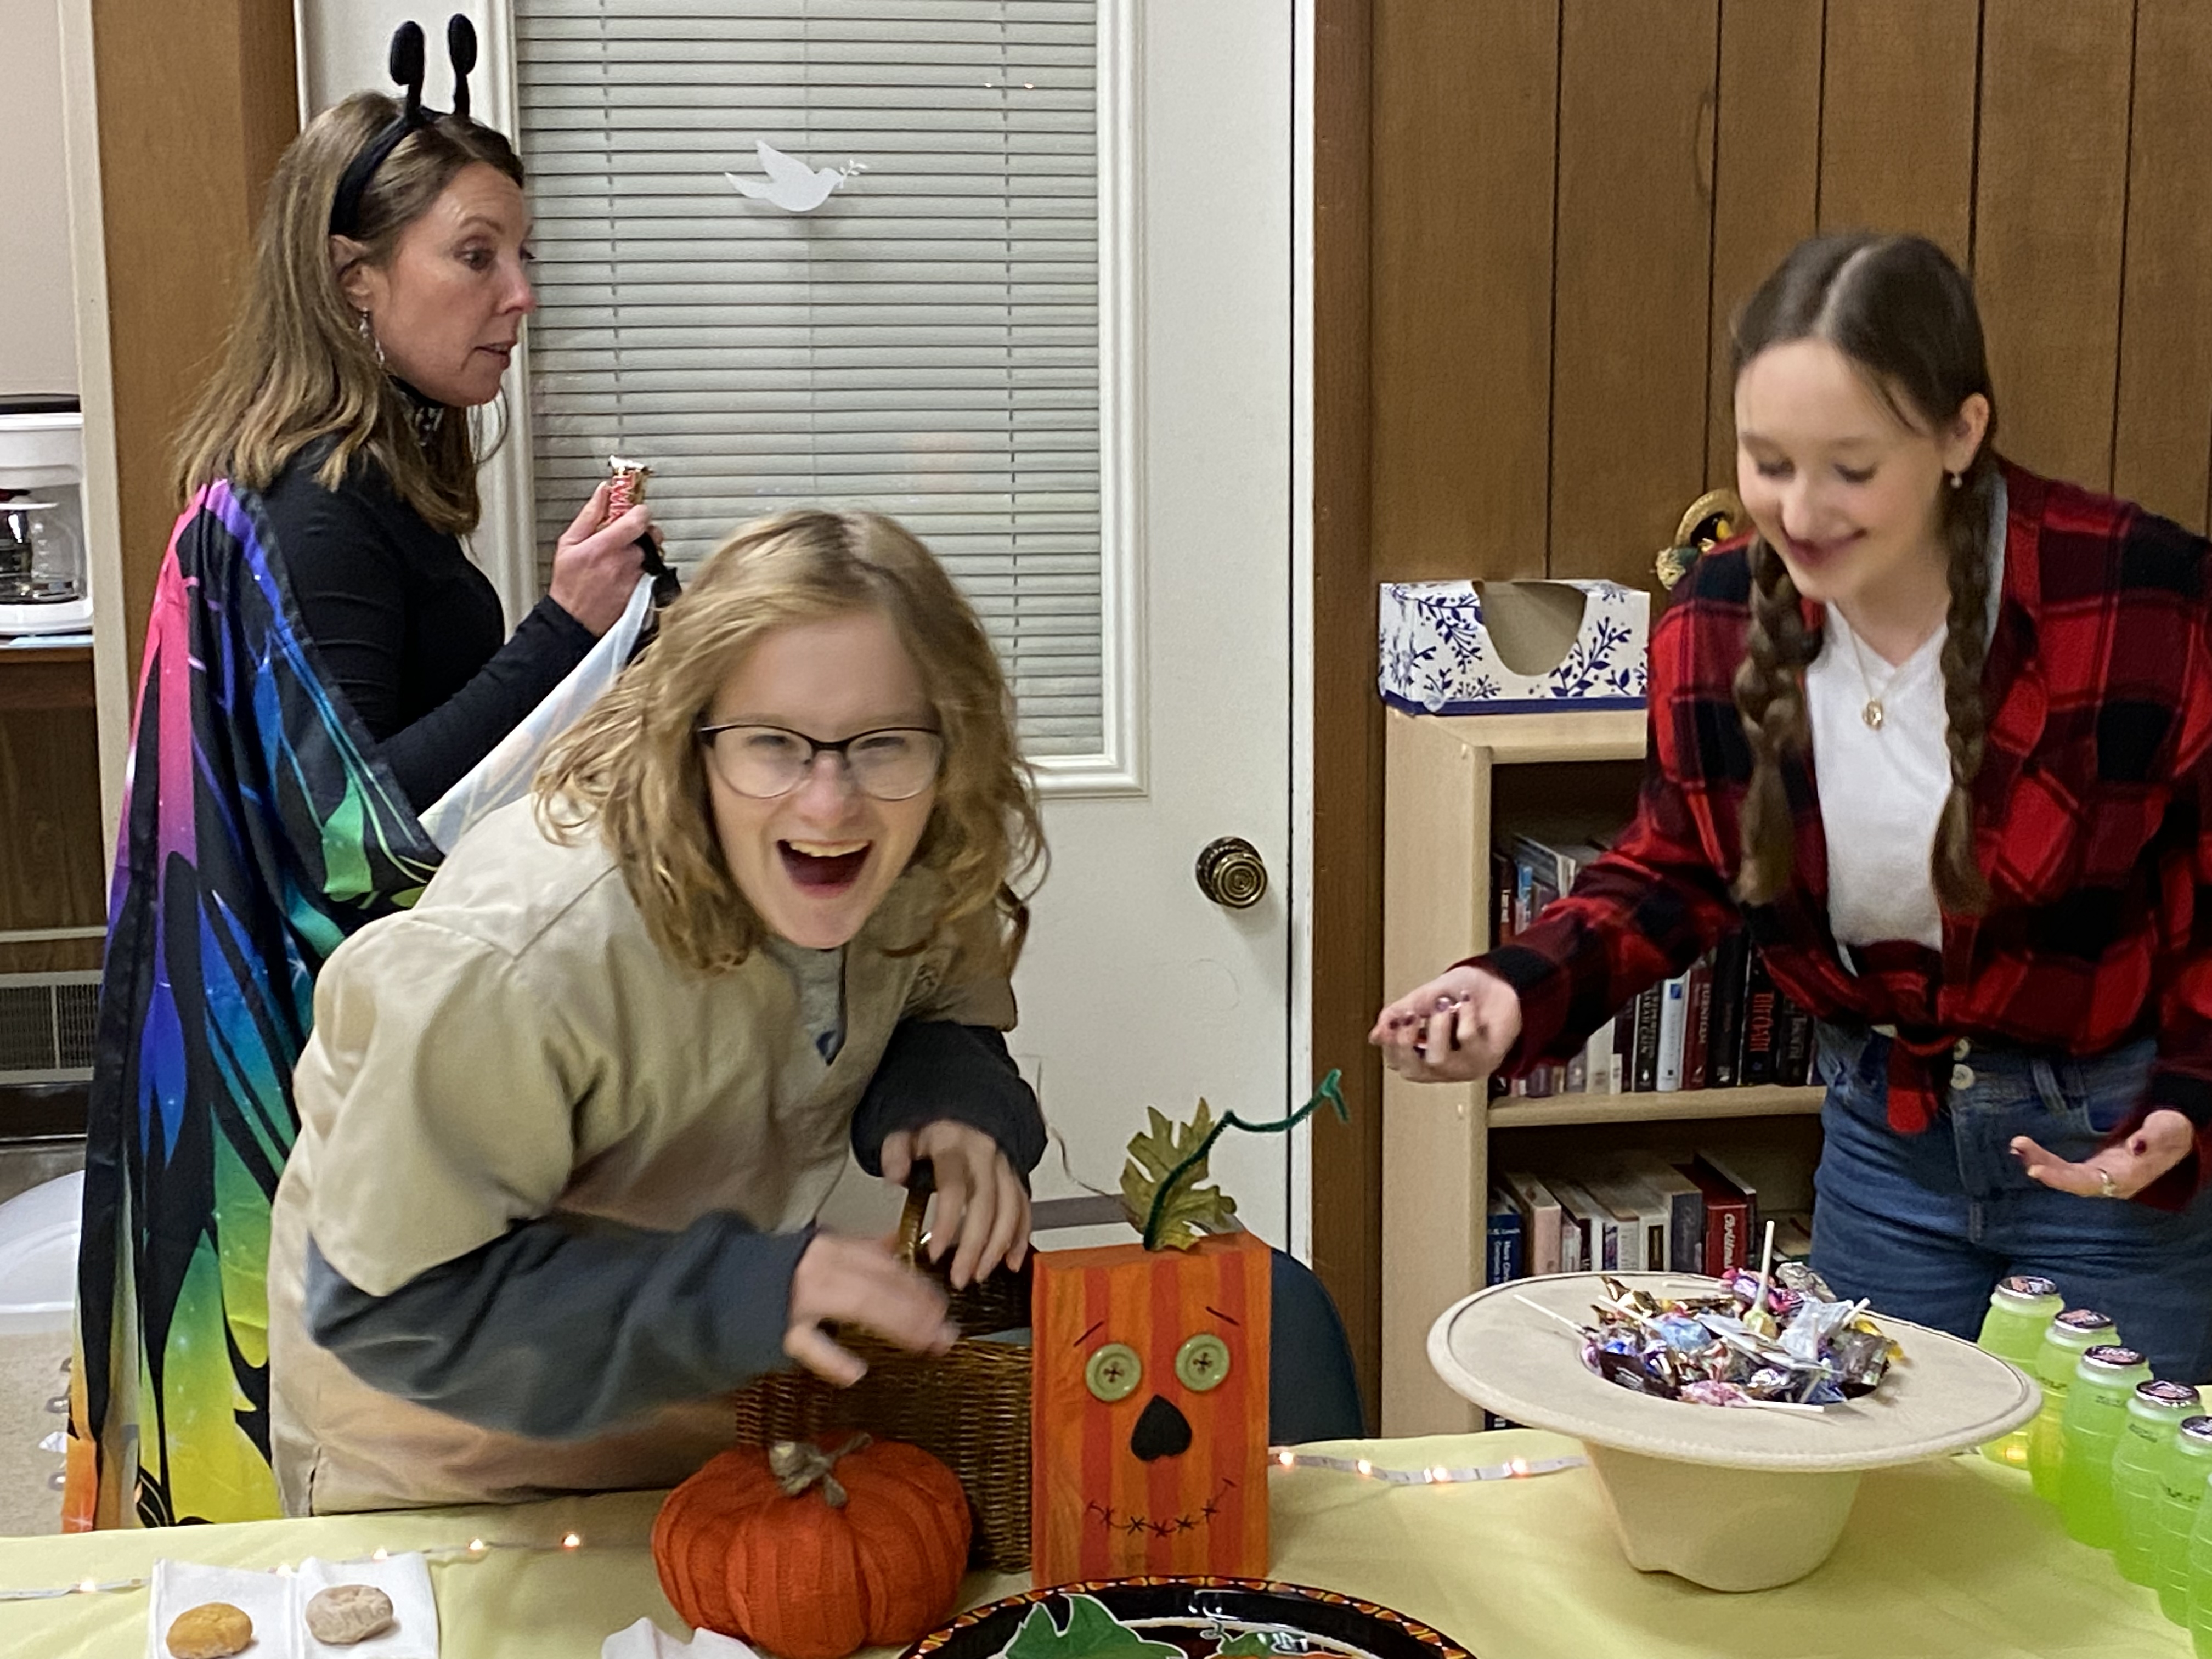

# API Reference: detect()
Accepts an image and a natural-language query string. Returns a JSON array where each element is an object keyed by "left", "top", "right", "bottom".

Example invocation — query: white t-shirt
[{"left": 1808, "top": 481, "right": 2008, "bottom": 951}]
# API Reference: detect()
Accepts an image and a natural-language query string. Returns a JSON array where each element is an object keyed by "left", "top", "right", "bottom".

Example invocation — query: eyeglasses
[{"left": 696, "top": 721, "right": 944, "bottom": 802}]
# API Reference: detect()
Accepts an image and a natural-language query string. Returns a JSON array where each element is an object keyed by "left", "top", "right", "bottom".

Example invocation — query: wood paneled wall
[
  {"left": 1311, "top": 0, "right": 2212, "bottom": 1426},
  {"left": 90, "top": 0, "right": 300, "bottom": 661}
]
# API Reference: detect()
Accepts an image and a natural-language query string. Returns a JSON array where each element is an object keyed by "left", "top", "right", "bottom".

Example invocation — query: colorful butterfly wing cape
[{"left": 66, "top": 479, "right": 443, "bottom": 1528}]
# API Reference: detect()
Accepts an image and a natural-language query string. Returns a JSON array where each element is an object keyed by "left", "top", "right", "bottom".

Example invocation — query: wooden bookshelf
[
  {"left": 1379, "top": 707, "right": 1825, "bottom": 1435},
  {"left": 1487, "top": 1084, "right": 1822, "bottom": 1130}
]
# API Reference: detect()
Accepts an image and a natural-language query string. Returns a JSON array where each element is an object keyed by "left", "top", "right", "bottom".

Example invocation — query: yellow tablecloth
[{"left": 0, "top": 1431, "right": 2190, "bottom": 1658}]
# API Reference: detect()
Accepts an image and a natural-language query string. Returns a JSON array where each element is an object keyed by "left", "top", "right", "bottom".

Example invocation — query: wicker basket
[{"left": 730, "top": 1189, "right": 1034, "bottom": 1571}]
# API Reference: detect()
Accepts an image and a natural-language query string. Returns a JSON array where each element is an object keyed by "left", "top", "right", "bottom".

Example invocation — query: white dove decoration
[{"left": 724, "top": 141, "right": 865, "bottom": 213}]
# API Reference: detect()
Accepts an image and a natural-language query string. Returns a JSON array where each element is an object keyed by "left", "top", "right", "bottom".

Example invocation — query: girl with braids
[{"left": 1372, "top": 231, "right": 2212, "bottom": 1380}]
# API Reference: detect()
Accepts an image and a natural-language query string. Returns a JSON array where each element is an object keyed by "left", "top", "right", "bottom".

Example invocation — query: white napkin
[
  {"left": 295, "top": 1555, "right": 439, "bottom": 1658},
  {"left": 146, "top": 1553, "right": 437, "bottom": 1659},
  {"left": 602, "top": 1618, "right": 761, "bottom": 1659},
  {"left": 149, "top": 1558, "right": 287, "bottom": 1659}
]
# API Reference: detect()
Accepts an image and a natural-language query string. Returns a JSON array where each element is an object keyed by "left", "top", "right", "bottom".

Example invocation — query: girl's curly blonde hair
[{"left": 535, "top": 509, "right": 1046, "bottom": 974}]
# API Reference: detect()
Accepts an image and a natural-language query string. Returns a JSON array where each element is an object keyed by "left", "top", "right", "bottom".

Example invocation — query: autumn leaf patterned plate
[{"left": 901, "top": 1578, "right": 1474, "bottom": 1659}]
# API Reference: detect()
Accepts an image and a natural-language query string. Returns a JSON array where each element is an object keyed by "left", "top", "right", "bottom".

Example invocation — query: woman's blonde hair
[
  {"left": 536, "top": 509, "right": 1047, "bottom": 974},
  {"left": 172, "top": 92, "right": 524, "bottom": 533}
]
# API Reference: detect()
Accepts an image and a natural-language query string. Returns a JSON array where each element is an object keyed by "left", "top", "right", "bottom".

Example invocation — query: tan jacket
[{"left": 268, "top": 797, "right": 1013, "bottom": 1514}]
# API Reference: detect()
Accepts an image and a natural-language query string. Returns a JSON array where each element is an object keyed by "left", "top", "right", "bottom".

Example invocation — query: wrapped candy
[{"left": 1550, "top": 1265, "right": 1903, "bottom": 1412}]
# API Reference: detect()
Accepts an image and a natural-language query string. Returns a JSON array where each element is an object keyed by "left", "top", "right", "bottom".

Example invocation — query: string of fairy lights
[
  {"left": 0, "top": 1532, "right": 588, "bottom": 1604},
  {"left": 0, "top": 1451, "right": 1588, "bottom": 1604}
]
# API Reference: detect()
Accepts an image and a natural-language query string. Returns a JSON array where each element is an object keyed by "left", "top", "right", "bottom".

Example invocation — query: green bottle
[
  {"left": 2116, "top": 1380, "right": 2201, "bottom": 1585},
  {"left": 2188, "top": 1465, "right": 2212, "bottom": 1657},
  {"left": 1977, "top": 1274, "right": 2062, "bottom": 1469},
  {"left": 2060, "top": 1345, "right": 2152, "bottom": 1548},
  {"left": 2029, "top": 1308, "right": 2120, "bottom": 1504},
  {"left": 2159, "top": 1416, "right": 2212, "bottom": 1624}
]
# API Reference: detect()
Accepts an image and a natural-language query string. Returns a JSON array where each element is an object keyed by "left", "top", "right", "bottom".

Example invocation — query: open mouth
[
  {"left": 780, "top": 839, "right": 870, "bottom": 894},
  {"left": 1786, "top": 532, "right": 1860, "bottom": 565}
]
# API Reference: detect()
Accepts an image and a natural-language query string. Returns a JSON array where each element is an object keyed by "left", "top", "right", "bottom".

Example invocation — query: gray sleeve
[
  {"left": 848, "top": 1020, "right": 1047, "bottom": 1182},
  {"left": 303, "top": 1211, "right": 814, "bottom": 1440}
]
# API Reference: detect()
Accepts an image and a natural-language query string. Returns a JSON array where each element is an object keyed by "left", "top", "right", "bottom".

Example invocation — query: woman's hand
[
  {"left": 880, "top": 1120, "right": 1031, "bottom": 1289},
  {"left": 1369, "top": 964, "right": 1522, "bottom": 1084},
  {"left": 2012, "top": 1108, "right": 2197, "bottom": 1201},
  {"left": 546, "top": 483, "right": 650, "bottom": 635},
  {"left": 784, "top": 1233, "right": 959, "bottom": 1387}
]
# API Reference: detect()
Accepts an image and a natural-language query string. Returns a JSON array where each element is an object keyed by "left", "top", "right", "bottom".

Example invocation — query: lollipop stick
[
  {"left": 1514, "top": 1294, "right": 1595, "bottom": 1339},
  {"left": 1754, "top": 1218, "right": 1777, "bottom": 1313}
]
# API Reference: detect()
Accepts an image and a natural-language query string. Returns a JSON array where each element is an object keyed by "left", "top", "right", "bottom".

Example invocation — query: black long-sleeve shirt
[{"left": 259, "top": 441, "right": 595, "bottom": 809}]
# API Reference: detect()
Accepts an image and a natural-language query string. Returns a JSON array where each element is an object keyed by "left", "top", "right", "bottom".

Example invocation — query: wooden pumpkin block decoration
[{"left": 1032, "top": 1226, "right": 1273, "bottom": 1583}]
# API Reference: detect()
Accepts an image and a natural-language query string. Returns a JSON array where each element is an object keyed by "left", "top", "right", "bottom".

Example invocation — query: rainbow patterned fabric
[{"left": 66, "top": 479, "right": 442, "bottom": 1528}]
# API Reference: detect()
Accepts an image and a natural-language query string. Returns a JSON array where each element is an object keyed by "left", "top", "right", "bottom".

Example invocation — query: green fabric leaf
[
  {"left": 1215, "top": 1632, "right": 1283, "bottom": 1656},
  {"left": 1119, "top": 1100, "right": 1239, "bottom": 1249},
  {"left": 1005, "top": 1596, "right": 1184, "bottom": 1659}
]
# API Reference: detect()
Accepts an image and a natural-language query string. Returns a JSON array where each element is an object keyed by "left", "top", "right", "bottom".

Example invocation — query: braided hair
[{"left": 1729, "top": 233, "right": 1996, "bottom": 915}]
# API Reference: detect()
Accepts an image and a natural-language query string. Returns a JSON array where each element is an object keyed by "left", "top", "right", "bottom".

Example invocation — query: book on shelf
[
  {"left": 1678, "top": 1156, "right": 1752, "bottom": 1275},
  {"left": 1602, "top": 1152, "right": 1705, "bottom": 1273},
  {"left": 1485, "top": 1188, "right": 1525, "bottom": 1285},
  {"left": 1499, "top": 1170, "right": 1564, "bottom": 1277},
  {"left": 1629, "top": 985, "right": 1663, "bottom": 1092},
  {"left": 1681, "top": 951, "right": 1716, "bottom": 1090},
  {"left": 1739, "top": 948, "right": 1782, "bottom": 1085},
  {"left": 1581, "top": 1171, "right": 1665, "bottom": 1273},
  {"left": 1551, "top": 1180, "right": 1608, "bottom": 1273},
  {"left": 1696, "top": 1149, "right": 1763, "bottom": 1250},
  {"left": 1776, "top": 997, "right": 1815, "bottom": 1087},
  {"left": 1654, "top": 971, "right": 1690, "bottom": 1092},
  {"left": 1706, "top": 930, "right": 1751, "bottom": 1088}
]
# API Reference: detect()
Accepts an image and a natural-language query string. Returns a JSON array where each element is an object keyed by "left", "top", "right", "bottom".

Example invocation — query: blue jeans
[{"left": 1809, "top": 1021, "right": 2212, "bottom": 1383}]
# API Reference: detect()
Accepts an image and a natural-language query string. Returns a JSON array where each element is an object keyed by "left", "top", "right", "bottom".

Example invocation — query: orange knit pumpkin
[{"left": 652, "top": 1437, "right": 972, "bottom": 1659}]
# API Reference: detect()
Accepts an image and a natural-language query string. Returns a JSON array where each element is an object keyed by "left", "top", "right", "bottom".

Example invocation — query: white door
[{"left": 296, "top": 2, "right": 1307, "bottom": 1249}]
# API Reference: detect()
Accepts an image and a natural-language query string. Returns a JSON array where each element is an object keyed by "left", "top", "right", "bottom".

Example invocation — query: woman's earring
[
  {"left": 357, "top": 310, "right": 386, "bottom": 368},
  {"left": 1948, "top": 470, "right": 1963, "bottom": 490}
]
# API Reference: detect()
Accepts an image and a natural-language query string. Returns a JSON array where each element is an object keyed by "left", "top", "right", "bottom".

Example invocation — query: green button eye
[
  {"left": 1085, "top": 1342, "right": 1143, "bottom": 1402},
  {"left": 1175, "top": 1332, "right": 1232, "bottom": 1392}
]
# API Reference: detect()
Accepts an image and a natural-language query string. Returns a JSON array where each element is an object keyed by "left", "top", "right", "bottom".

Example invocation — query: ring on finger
[{"left": 2096, "top": 1167, "right": 2119, "bottom": 1200}]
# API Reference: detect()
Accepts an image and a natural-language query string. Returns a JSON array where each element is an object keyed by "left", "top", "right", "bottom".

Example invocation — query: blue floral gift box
[{"left": 1378, "top": 578, "right": 1650, "bottom": 715}]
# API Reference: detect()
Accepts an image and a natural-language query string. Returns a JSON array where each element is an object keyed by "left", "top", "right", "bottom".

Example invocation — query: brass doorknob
[{"left": 1195, "top": 837, "right": 1268, "bottom": 909}]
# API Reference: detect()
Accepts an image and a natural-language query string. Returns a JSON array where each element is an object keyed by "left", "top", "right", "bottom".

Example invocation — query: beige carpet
[{"left": 0, "top": 1328, "right": 70, "bottom": 1536}]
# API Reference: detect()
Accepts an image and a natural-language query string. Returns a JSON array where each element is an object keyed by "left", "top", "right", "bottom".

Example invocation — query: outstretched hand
[
  {"left": 1369, "top": 964, "right": 1522, "bottom": 1083},
  {"left": 2011, "top": 1108, "right": 2197, "bottom": 1201}
]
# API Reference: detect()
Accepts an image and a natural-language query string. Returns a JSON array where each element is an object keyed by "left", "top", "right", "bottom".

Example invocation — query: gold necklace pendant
[{"left": 1862, "top": 698, "right": 1885, "bottom": 731}]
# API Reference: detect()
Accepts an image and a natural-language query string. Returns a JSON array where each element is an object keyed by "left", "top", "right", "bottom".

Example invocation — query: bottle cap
[
  {"left": 1994, "top": 1274, "right": 2061, "bottom": 1305},
  {"left": 2080, "top": 1344, "right": 2147, "bottom": 1374},
  {"left": 2050, "top": 1308, "right": 2117, "bottom": 1340},
  {"left": 2134, "top": 1380, "right": 2199, "bottom": 1410},
  {"left": 2181, "top": 1415, "right": 2212, "bottom": 1446}
]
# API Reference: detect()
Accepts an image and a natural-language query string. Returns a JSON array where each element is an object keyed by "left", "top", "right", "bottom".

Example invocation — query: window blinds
[{"left": 512, "top": 0, "right": 1105, "bottom": 756}]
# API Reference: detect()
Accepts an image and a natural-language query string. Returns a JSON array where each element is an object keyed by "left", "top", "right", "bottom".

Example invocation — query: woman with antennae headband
[
  {"left": 1376, "top": 232, "right": 2212, "bottom": 1385},
  {"left": 68, "top": 19, "right": 649, "bottom": 1528}
]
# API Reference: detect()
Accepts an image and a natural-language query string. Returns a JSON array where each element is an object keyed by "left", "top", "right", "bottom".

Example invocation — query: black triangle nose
[{"left": 1130, "top": 1393, "right": 1193, "bottom": 1462}]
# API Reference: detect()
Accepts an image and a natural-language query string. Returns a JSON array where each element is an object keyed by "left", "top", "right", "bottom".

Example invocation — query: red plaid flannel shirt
[{"left": 1474, "top": 462, "right": 2212, "bottom": 1207}]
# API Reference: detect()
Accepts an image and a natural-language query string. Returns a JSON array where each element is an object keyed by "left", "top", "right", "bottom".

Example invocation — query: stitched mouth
[{"left": 1082, "top": 1477, "right": 1236, "bottom": 1539}]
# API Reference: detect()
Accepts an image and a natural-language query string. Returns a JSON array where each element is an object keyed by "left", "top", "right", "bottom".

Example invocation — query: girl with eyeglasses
[{"left": 262, "top": 509, "right": 1049, "bottom": 1513}]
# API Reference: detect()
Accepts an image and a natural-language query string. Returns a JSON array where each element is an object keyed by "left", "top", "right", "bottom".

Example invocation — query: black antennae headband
[{"left": 328, "top": 16, "right": 485, "bottom": 238}]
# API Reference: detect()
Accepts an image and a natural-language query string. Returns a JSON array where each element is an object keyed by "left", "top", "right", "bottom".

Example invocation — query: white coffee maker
[{"left": 0, "top": 398, "right": 91, "bottom": 636}]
